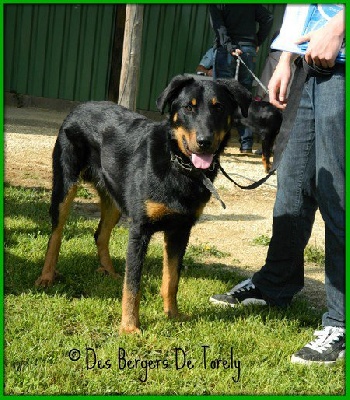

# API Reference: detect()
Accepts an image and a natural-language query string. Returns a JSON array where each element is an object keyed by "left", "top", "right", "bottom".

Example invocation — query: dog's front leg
[
  {"left": 161, "top": 227, "right": 191, "bottom": 319},
  {"left": 120, "top": 226, "right": 150, "bottom": 334},
  {"left": 261, "top": 138, "right": 272, "bottom": 173}
]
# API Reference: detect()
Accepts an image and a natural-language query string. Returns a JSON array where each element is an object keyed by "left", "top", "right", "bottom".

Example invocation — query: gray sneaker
[
  {"left": 291, "top": 326, "right": 345, "bottom": 365},
  {"left": 209, "top": 278, "right": 267, "bottom": 307}
]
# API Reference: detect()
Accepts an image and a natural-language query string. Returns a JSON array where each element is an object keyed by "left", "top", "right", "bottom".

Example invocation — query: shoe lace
[
  {"left": 306, "top": 327, "right": 345, "bottom": 353},
  {"left": 227, "top": 278, "right": 254, "bottom": 295}
]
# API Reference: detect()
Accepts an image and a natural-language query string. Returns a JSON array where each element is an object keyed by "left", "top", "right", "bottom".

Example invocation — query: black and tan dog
[
  {"left": 241, "top": 100, "right": 282, "bottom": 173},
  {"left": 35, "top": 75, "right": 279, "bottom": 333}
]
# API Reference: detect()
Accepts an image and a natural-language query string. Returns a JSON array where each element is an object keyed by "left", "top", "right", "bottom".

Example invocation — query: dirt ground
[{"left": 4, "top": 105, "right": 326, "bottom": 309}]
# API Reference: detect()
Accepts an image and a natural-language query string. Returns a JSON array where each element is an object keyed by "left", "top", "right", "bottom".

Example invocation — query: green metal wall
[
  {"left": 5, "top": 4, "right": 286, "bottom": 110},
  {"left": 137, "top": 3, "right": 286, "bottom": 111},
  {"left": 137, "top": 4, "right": 214, "bottom": 111},
  {"left": 4, "top": 4, "right": 116, "bottom": 101}
]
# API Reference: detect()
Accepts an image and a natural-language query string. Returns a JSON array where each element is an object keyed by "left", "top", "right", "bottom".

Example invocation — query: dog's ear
[
  {"left": 156, "top": 75, "right": 195, "bottom": 114},
  {"left": 216, "top": 79, "right": 252, "bottom": 118}
]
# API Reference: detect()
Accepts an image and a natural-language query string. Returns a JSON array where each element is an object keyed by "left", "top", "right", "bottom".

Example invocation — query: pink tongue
[{"left": 191, "top": 153, "right": 214, "bottom": 169}]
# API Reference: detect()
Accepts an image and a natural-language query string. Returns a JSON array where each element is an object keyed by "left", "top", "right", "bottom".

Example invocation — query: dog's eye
[{"left": 183, "top": 104, "right": 195, "bottom": 113}]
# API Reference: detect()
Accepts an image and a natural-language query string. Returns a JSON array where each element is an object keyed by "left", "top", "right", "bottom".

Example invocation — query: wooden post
[{"left": 118, "top": 4, "right": 144, "bottom": 111}]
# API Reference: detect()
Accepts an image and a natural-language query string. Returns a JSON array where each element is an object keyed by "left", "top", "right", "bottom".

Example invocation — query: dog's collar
[
  {"left": 170, "top": 151, "right": 217, "bottom": 173},
  {"left": 170, "top": 151, "right": 226, "bottom": 209}
]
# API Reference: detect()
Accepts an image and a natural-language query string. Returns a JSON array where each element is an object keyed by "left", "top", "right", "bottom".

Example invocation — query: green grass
[
  {"left": 304, "top": 244, "right": 325, "bottom": 265},
  {"left": 4, "top": 184, "right": 344, "bottom": 395},
  {"left": 253, "top": 234, "right": 325, "bottom": 266},
  {"left": 252, "top": 234, "right": 271, "bottom": 246},
  {"left": 76, "top": 184, "right": 94, "bottom": 200},
  {"left": 186, "top": 243, "right": 230, "bottom": 259}
]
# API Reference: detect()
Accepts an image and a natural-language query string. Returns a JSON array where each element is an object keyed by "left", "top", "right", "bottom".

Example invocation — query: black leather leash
[
  {"left": 218, "top": 163, "right": 275, "bottom": 190},
  {"left": 269, "top": 57, "right": 308, "bottom": 171}
]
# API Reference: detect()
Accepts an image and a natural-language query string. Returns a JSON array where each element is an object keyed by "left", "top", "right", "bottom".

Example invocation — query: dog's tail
[{"left": 50, "top": 126, "right": 89, "bottom": 228}]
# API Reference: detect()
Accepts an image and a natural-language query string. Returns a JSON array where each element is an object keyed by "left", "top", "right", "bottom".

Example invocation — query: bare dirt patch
[{"left": 4, "top": 106, "right": 326, "bottom": 309}]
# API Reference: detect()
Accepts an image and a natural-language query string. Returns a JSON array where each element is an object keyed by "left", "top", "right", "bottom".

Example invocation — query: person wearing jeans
[
  {"left": 213, "top": 44, "right": 257, "bottom": 151},
  {"left": 210, "top": 6, "right": 345, "bottom": 365},
  {"left": 209, "top": 4, "right": 273, "bottom": 153}
]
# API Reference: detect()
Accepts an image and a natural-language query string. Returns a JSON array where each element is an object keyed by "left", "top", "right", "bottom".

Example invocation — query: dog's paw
[
  {"left": 175, "top": 313, "right": 191, "bottom": 322},
  {"left": 119, "top": 325, "right": 142, "bottom": 335},
  {"left": 96, "top": 266, "right": 121, "bottom": 279},
  {"left": 35, "top": 271, "right": 59, "bottom": 287},
  {"left": 166, "top": 310, "right": 190, "bottom": 321}
]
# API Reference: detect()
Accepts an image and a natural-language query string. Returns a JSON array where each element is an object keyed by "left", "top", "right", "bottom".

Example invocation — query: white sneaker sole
[
  {"left": 291, "top": 350, "right": 345, "bottom": 365},
  {"left": 209, "top": 296, "right": 267, "bottom": 307}
]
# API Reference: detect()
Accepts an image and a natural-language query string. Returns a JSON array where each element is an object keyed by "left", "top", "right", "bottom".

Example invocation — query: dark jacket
[{"left": 209, "top": 5, "right": 273, "bottom": 54}]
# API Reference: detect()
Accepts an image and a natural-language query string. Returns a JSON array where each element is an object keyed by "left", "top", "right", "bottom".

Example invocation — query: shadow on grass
[{"left": 4, "top": 183, "right": 324, "bottom": 329}]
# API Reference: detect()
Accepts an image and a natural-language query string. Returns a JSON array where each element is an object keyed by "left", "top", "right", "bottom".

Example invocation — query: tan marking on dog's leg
[
  {"left": 120, "top": 282, "right": 141, "bottom": 334},
  {"left": 219, "top": 129, "right": 227, "bottom": 142},
  {"left": 262, "top": 155, "right": 271, "bottom": 173},
  {"left": 36, "top": 185, "right": 78, "bottom": 287},
  {"left": 160, "top": 232, "right": 180, "bottom": 318},
  {"left": 95, "top": 198, "right": 121, "bottom": 278}
]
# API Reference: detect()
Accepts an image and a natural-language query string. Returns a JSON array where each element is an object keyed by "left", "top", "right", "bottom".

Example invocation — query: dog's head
[{"left": 156, "top": 75, "right": 251, "bottom": 170}]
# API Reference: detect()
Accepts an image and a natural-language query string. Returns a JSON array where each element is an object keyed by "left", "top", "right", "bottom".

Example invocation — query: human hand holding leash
[
  {"left": 269, "top": 9, "right": 344, "bottom": 109},
  {"left": 295, "top": 9, "right": 344, "bottom": 68},
  {"left": 232, "top": 49, "right": 242, "bottom": 56}
]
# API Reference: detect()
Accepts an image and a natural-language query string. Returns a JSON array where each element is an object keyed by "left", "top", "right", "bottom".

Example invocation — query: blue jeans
[
  {"left": 252, "top": 66, "right": 345, "bottom": 327},
  {"left": 213, "top": 45, "right": 256, "bottom": 150}
]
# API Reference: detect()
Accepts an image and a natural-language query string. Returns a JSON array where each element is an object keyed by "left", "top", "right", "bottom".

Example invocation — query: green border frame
[{"left": 1, "top": 1, "right": 348, "bottom": 399}]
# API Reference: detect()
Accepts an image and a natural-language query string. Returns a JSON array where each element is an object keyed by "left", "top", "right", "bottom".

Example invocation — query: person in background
[
  {"left": 196, "top": 47, "right": 214, "bottom": 77},
  {"left": 209, "top": 4, "right": 273, "bottom": 153},
  {"left": 210, "top": 5, "right": 345, "bottom": 365}
]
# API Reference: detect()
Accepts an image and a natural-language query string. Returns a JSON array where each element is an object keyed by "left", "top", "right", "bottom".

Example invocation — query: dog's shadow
[
  {"left": 4, "top": 240, "right": 325, "bottom": 330},
  {"left": 4, "top": 183, "right": 325, "bottom": 329}
]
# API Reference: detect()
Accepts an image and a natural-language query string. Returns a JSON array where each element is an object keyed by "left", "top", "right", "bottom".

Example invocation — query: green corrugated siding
[
  {"left": 5, "top": 4, "right": 286, "bottom": 109},
  {"left": 4, "top": 4, "right": 116, "bottom": 101},
  {"left": 137, "top": 4, "right": 286, "bottom": 111},
  {"left": 137, "top": 4, "right": 214, "bottom": 111}
]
